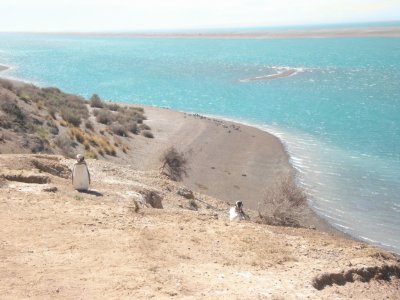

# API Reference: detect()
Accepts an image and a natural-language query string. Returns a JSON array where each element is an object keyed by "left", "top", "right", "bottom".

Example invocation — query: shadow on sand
[{"left": 77, "top": 190, "right": 103, "bottom": 197}]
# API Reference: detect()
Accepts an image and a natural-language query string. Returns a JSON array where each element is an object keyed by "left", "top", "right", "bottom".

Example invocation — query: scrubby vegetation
[
  {"left": 0, "top": 78, "right": 153, "bottom": 158},
  {"left": 258, "top": 176, "right": 307, "bottom": 228},
  {"left": 160, "top": 147, "right": 188, "bottom": 181},
  {"left": 91, "top": 96, "right": 147, "bottom": 137}
]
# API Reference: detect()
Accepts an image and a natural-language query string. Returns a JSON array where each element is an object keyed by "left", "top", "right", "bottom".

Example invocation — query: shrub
[
  {"left": 188, "top": 199, "right": 198, "bottom": 211},
  {"left": 46, "top": 120, "right": 59, "bottom": 135},
  {"left": 54, "top": 134, "right": 75, "bottom": 158},
  {"left": 85, "top": 149, "right": 98, "bottom": 159},
  {"left": 48, "top": 107, "right": 57, "bottom": 119},
  {"left": 107, "top": 103, "right": 120, "bottom": 111},
  {"left": 142, "top": 130, "right": 154, "bottom": 138},
  {"left": 83, "top": 140, "right": 91, "bottom": 150},
  {"left": 36, "top": 100, "right": 44, "bottom": 110},
  {"left": 90, "top": 94, "right": 103, "bottom": 108},
  {"left": 0, "top": 79, "right": 14, "bottom": 91},
  {"left": 70, "top": 127, "right": 85, "bottom": 143},
  {"left": 258, "top": 176, "right": 307, "bottom": 227},
  {"left": 139, "top": 123, "right": 151, "bottom": 130},
  {"left": 85, "top": 121, "right": 94, "bottom": 131},
  {"left": 35, "top": 126, "right": 48, "bottom": 140},
  {"left": 95, "top": 110, "right": 113, "bottom": 125},
  {"left": 125, "top": 121, "right": 138, "bottom": 134},
  {"left": 110, "top": 124, "right": 127, "bottom": 137},
  {"left": 160, "top": 147, "right": 188, "bottom": 181},
  {"left": 42, "top": 87, "right": 61, "bottom": 94},
  {"left": 0, "top": 100, "right": 25, "bottom": 123},
  {"left": 61, "top": 108, "right": 81, "bottom": 127},
  {"left": 19, "top": 93, "right": 31, "bottom": 103}
]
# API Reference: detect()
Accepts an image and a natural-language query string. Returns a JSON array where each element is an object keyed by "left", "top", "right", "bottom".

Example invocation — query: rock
[
  {"left": 43, "top": 186, "right": 58, "bottom": 193},
  {"left": 139, "top": 189, "right": 163, "bottom": 209},
  {"left": 0, "top": 171, "right": 50, "bottom": 184},
  {"left": 31, "top": 159, "right": 70, "bottom": 179},
  {"left": 177, "top": 187, "right": 194, "bottom": 199}
]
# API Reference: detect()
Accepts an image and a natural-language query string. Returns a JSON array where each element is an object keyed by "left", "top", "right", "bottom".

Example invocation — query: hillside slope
[
  {"left": 0, "top": 154, "right": 399, "bottom": 299},
  {"left": 0, "top": 78, "right": 153, "bottom": 159}
]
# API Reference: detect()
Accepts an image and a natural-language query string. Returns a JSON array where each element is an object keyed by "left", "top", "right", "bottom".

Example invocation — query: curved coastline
[
  {"left": 0, "top": 74, "right": 356, "bottom": 241},
  {"left": 193, "top": 112, "right": 353, "bottom": 239}
]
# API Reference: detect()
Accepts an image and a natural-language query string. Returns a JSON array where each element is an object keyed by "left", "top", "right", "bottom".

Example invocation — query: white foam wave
[{"left": 239, "top": 66, "right": 305, "bottom": 82}]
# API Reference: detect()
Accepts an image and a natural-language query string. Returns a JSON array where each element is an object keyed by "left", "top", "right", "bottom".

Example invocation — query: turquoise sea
[{"left": 1, "top": 32, "right": 399, "bottom": 253}]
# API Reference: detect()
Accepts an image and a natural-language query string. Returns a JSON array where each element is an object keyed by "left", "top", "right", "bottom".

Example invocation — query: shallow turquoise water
[{"left": 1, "top": 33, "right": 399, "bottom": 253}]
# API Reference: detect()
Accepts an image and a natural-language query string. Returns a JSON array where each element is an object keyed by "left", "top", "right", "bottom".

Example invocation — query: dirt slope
[{"left": 0, "top": 154, "right": 399, "bottom": 299}]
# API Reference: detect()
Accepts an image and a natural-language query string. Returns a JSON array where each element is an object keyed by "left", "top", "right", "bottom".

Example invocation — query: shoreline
[
  {"left": 0, "top": 75, "right": 354, "bottom": 239},
  {"left": 0, "top": 64, "right": 9, "bottom": 72},
  {"left": 133, "top": 105, "right": 351, "bottom": 238},
  {"left": 12, "top": 26, "right": 400, "bottom": 39}
]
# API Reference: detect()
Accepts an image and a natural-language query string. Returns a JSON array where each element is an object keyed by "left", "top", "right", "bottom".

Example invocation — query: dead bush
[
  {"left": 160, "top": 147, "right": 188, "bottom": 181},
  {"left": 258, "top": 176, "right": 307, "bottom": 227}
]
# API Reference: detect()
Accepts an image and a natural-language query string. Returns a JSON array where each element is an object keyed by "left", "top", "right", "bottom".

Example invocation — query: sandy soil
[{"left": 0, "top": 154, "right": 399, "bottom": 299}]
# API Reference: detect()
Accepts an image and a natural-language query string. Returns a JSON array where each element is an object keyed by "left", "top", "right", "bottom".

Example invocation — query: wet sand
[{"left": 0, "top": 65, "right": 9, "bottom": 72}]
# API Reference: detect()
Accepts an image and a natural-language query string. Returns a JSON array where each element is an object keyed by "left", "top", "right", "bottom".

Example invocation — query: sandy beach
[{"left": 118, "top": 105, "right": 348, "bottom": 235}]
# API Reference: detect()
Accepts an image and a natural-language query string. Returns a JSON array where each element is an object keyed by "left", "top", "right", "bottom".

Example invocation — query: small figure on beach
[
  {"left": 72, "top": 154, "right": 91, "bottom": 191},
  {"left": 229, "top": 201, "right": 248, "bottom": 222}
]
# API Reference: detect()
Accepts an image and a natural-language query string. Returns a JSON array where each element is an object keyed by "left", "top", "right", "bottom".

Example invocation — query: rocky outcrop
[{"left": 312, "top": 264, "right": 400, "bottom": 290}]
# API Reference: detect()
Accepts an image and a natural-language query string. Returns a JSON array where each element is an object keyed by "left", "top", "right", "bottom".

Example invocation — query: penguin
[{"left": 72, "top": 154, "right": 91, "bottom": 191}]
